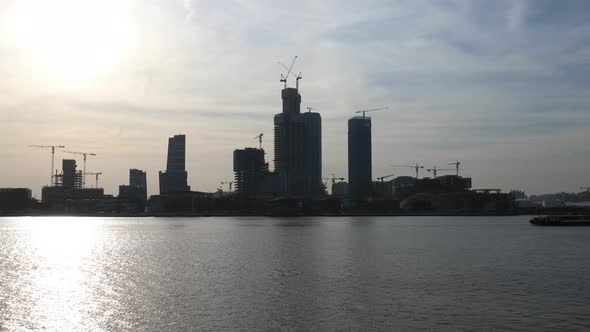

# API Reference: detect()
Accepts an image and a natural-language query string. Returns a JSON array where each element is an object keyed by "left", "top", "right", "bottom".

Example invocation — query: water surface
[{"left": 1, "top": 216, "right": 590, "bottom": 330}]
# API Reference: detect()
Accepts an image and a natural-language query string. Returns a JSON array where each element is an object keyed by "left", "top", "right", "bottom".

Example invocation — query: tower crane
[
  {"left": 392, "top": 163, "right": 425, "bottom": 179},
  {"left": 427, "top": 166, "right": 456, "bottom": 178},
  {"left": 377, "top": 174, "right": 395, "bottom": 183},
  {"left": 254, "top": 133, "right": 263, "bottom": 149},
  {"left": 84, "top": 172, "right": 102, "bottom": 188},
  {"left": 448, "top": 160, "right": 462, "bottom": 176},
  {"left": 29, "top": 144, "right": 66, "bottom": 186},
  {"left": 221, "top": 181, "right": 234, "bottom": 192},
  {"left": 355, "top": 107, "right": 389, "bottom": 118},
  {"left": 64, "top": 151, "right": 96, "bottom": 188},
  {"left": 323, "top": 173, "right": 345, "bottom": 195},
  {"left": 278, "top": 56, "right": 299, "bottom": 89},
  {"left": 323, "top": 173, "right": 345, "bottom": 187}
]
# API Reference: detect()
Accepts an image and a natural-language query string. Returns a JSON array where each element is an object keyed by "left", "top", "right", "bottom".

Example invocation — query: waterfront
[{"left": 1, "top": 216, "right": 590, "bottom": 330}]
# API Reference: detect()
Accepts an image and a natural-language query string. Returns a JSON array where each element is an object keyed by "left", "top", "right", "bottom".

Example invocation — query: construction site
[{"left": 3, "top": 56, "right": 586, "bottom": 216}]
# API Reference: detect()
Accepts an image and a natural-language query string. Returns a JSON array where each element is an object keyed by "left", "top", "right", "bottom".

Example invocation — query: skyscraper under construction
[{"left": 273, "top": 87, "right": 322, "bottom": 197}]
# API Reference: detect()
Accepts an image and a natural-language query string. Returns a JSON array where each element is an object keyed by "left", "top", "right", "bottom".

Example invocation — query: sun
[{"left": 5, "top": 0, "right": 132, "bottom": 84}]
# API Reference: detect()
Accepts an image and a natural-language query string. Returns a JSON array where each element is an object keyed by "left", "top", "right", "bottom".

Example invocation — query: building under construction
[
  {"left": 42, "top": 159, "right": 104, "bottom": 209},
  {"left": 273, "top": 87, "right": 322, "bottom": 197},
  {"left": 52, "top": 159, "right": 84, "bottom": 189},
  {"left": 233, "top": 148, "right": 267, "bottom": 196}
]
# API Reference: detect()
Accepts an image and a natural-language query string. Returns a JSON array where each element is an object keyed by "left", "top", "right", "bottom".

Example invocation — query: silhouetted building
[
  {"left": 129, "top": 169, "right": 147, "bottom": 189},
  {"left": 233, "top": 148, "right": 267, "bottom": 196},
  {"left": 0, "top": 188, "right": 32, "bottom": 213},
  {"left": 393, "top": 176, "right": 418, "bottom": 197},
  {"left": 348, "top": 116, "right": 372, "bottom": 199},
  {"left": 42, "top": 186, "right": 104, "bottom": 209},
  {"left": 332, "top": 181, "right": 348, "bottom": 197},
  {"left": 57, "top": 159, "right": 83, "bottom": 189},
  {"left": 159, "top": 135, "right": 190, "bottom": 194},
  {"left": 119, "top": 169, "right": 148, "bottom": 211},
  {"left": 274, "top": 87, "right": 322, "bottom": 197},
  {"left": 373, "top": 180, "right": 393, "bottom": 197}
]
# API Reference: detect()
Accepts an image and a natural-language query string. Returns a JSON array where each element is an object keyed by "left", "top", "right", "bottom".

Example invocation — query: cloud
[{"left": 0, "top": 0, "right": 589, "bottom": 195}]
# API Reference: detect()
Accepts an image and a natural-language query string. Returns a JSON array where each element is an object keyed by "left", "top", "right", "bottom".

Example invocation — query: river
[{"left": 1, "top": 216, "right": 589, "bottom": 330}]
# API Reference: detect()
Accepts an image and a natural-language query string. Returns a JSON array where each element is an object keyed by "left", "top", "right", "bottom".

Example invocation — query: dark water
[{"left": 1, "top": 216, "right": 590, "bottom": 331}]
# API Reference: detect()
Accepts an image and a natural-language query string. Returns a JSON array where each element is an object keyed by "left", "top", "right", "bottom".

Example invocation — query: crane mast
[
  {"left": 84, "top": 172, "right": 102, "bottom": 188},
  {"left": 392, "top": 163, "right": 425, "bottom": 179},
  {"left": 254, "top": 133, "right": 263, "bottom": 149},
  {"left": 64, "top": 151, "right": 96, "bottom": 188},
  {"left": 278, "top": 56, "right": 300, "bottom": 89},
  {"left": 29, "top": 145, "right": 66, "bottom": 186},
  {"left": 377, "top": 174, "right": 395, "bottom": 183},
  {"left": 448, "top": 160, "right": 462, "bottom": 176},
  {"left": 427, "top": 166, "right": 456, "bottom": 178}
]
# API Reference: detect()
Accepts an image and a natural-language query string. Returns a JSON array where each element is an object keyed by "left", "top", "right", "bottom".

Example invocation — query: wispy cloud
[{"left": 0, "top": 0, "right": 589, "bottom": 195}]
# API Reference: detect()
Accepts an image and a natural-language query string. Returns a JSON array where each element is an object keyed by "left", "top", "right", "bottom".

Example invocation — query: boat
[{"left": 530, "top": 215, "right": 590, "bottom": 226}]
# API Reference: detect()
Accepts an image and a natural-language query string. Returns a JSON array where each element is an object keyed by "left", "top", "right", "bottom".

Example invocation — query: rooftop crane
[
  {"left": 306, "top": 107, "right": 317, "bottom": 113},
  {"left": 84, "top": 172, "right": 102, "bottom": 188},
  {"left": 392, "top": 163, "right": 425, "bottom": 179},
  {"left": 448, "top": 160, "right": 462, "bottom": 176},
  {"left": 221, "top": 181, "right": 234, "bottom": 192},
  {"left": 323, "top": 173, "right": 345, "bottom": 195},
  {"left": 254, "top": 133, "right": 263, "bottom": 149},
  {"left": 355, "top": 107, "right": 389, "bottom": 118},
  {"left": 278, "top": 56, "right": 299, "bottom": 89},
  {"left": 427, "top": 166, "right": 457, "bottom": 178},
  {"left": 323, "top": 173, "right": 345, "bottom": 187},
  {"left": 29, "top": 144, "right": 66, "bottom": 186},
  {"left": 377, "top": 174, "right": 395, "bottom": 183},
  {"left": 64, "top": 151, "right": 96, "bottom": 188}
]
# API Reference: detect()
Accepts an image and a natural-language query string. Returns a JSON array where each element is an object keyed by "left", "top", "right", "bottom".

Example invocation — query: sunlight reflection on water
[{"left": 2, "top": 216, "right": 590, "bottom": 331}]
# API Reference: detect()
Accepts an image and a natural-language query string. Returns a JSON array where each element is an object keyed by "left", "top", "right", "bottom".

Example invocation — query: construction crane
[
  {"left": 29, "top": 144, "right": 66, "bottom": 186},
  {"left": 278, "top": 56, "right": 299, "bottom": 89},
  {"left": 448, "top": 160, "right": 462, "bottom": 176},
  {"left": 306, "top": 107, "right": 317, "bottom": 113},
  {"left": 377, "top": 174, "right": 395, "bottom": 183},
  {"left": 221, "top": 181, "right": 234, "bottom": 192},
  {"left": 254, "top": 133, "right": 263, "bottom": 149},
  {"left": 427, "top": 166, "right": 456, "bottom": 178},
  {"left": 84, "top": 172, "right": 102, "bottom": 188},
  {"left": 355, "top": 107, "right": 389, "bottom": 118},
  {"left": 392, "top": 163, "right": 425, "bottom": 179},
  {"left": 323, "top": 173, "right": 345, "bottom": 187},
  {"left": 64, "top": 151, "right": 96, "bottom": 188}
]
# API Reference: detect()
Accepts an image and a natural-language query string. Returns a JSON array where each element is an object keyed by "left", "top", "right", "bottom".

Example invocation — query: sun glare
[{"left": 6, "top": 0, "right": 132, "bottom": 84}]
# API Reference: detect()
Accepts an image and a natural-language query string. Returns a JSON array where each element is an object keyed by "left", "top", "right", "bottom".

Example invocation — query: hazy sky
[{"left": 1, "top": 0, "right": 589, "bottom": 197}]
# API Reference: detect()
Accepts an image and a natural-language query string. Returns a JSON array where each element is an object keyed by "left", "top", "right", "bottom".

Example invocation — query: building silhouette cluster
[{"left": 5, "top": 58, "right": 587, "bottom": 216}]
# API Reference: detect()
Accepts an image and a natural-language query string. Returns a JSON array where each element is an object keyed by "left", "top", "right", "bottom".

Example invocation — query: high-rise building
[
  {"left": 273, "top": 87, "right": 322, "bottom": 197},
  {"left": 348, "top": 116, "right": 372, "bottom": 199},
  {"left": 120, "top": 169, "right": 147, "bottom": 204},
  {"left": 129, "top": 169, "right": 147, "bottom": 189},
  {"left": 233, "top": 148, "right": 267, "bottom": 196},
  {"left": 60, "top": 159, "right": 82, "bottom": 189},
  {"left": 159, "top": 135, "right": 190, "bottom": 194}
]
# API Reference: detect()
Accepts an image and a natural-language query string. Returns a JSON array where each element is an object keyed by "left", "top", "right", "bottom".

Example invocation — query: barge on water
[{"left": 530, "top": 215, "right": 590, "bottom": 226}]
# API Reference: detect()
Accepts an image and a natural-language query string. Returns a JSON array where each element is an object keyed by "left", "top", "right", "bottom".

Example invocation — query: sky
[{"left": 0, "top": 0, "right": 589, "bottom": 197}]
